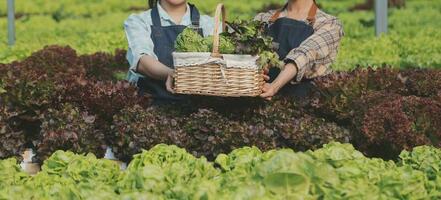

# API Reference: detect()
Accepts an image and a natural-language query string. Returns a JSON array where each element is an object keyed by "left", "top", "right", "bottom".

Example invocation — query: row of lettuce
[
  {"left": 1, "top": 0, "right": 440, "bottom": 70},
  {"left": 1, "top": 142, "right": 441, "bottom": 199},
  {"left": 1, "top": 45, "right": 440, "bottom": 163},
  {"left": 0, "top": 0, "right": 368, "bottom": 19}
]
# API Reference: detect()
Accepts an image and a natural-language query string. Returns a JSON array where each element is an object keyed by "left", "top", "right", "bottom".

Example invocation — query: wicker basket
[{"left": 173, "top": 4, "right": 264, "bottom": 97}]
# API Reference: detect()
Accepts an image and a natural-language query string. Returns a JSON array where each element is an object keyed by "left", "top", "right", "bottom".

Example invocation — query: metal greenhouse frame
[
  {"left": 7, "top": 0, "right": 15, "bottom": 46},
  {"left": 375, "top": 0, "right": 388, "bottom": 36}
]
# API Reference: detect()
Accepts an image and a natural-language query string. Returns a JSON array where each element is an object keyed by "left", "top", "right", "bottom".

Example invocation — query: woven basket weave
[{"left": 173, "top": 4, "right": 264, "bottom": 97}]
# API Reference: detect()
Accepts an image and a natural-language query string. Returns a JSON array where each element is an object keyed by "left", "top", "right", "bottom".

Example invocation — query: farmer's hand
[
  {"left": 260, "top": 62, "right": 299, "bottom": 100},
  {"left": 260, "top": 83, "right": 280, "bottom": 101},
  {"left": 263, "top": 67, "right": 270, "bottom": 82},
  {"left": 165, "top": 72, "right": 175, "bottom": 93}
]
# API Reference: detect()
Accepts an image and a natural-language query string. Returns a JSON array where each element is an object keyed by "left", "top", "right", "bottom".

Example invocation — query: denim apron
[
  {"left": 137, "top": 4, "right": 203, "bottom": 103},
  {"left": 266, "top": 2, "right": 318, "bottom": 98}
]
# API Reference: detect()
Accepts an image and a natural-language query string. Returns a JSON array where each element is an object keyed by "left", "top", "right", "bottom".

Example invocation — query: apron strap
[
  {"left": 151, "top": 5, "right": 162, "bottom": 26},
  {"left": 188, "top": 3, "right": 201, "bottom": 27},
  {"left": 151, "top": 3, "right": 201, "bottom": 27},
  {"left": 269, "top": 0, "right": 318, "bottom": 25},
  {"left": 306, "top": 2, "right": 318, "bottom": 25},
  {"left": 269, "top": 7, "right": 284, "bottom": 23}
]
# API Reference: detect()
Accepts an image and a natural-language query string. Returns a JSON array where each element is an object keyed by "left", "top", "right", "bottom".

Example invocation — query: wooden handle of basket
[{"left": 211, "top": 4, "right": 226, "bottom": 58}]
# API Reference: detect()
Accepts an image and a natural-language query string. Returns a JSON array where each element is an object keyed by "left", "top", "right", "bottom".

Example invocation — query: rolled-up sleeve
[
  {"left": 124, "top": 14, "right": 156, "bottom": 71},
  {"left": 285, "top": 18, "right": 344, "bottom": 82}
]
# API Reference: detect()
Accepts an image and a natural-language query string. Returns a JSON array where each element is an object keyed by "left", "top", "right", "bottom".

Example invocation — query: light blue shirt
[{"left": 124, "top": 3, "right": 216, "bottom": 83}]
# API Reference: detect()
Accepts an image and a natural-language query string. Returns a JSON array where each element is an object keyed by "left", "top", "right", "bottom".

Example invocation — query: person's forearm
[
  {"left": 271, "top": 63, "right": 298, "bottom": 91},
  {"left": 136, "top": 55, "right": 173, "bottom": 81}
]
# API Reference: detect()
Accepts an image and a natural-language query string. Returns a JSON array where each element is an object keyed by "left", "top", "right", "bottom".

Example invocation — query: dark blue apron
[
  {"left": 137, "top": 4, "right": 203, "bottom": 103},
  {"left": 266, "top": 2, "right": 318, "bottom": 98}
]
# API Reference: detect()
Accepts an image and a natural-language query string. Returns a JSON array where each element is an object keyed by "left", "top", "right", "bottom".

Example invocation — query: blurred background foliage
[{"left": 0, "top": 0, "right": 440, "bottom": 70}]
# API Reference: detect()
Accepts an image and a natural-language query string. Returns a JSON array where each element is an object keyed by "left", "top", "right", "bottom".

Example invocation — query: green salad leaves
[
  {"left": 1, "top": 143, "right": 441, "bottom": 199},
  {"left": 175, "top": 28, "right": 235, "bottom": 54},
  {"left": 175, "top": 28, "right": 210, "bottom": 52},
  {"left": 174, "top": 20, "right": 283, "bottom": 68}
]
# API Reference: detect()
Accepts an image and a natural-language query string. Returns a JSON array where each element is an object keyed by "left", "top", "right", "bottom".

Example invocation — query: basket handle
[{"left": 211, "top": 3, "right": 226, "bottom": 58}]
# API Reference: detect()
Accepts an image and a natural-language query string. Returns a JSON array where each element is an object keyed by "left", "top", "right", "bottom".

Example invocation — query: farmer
[
  {"left": 257, "top": 0, "right": 344, "bottom": 100},
  {"left": 124, "top": 0, "right": 215, "bottom": 102}
]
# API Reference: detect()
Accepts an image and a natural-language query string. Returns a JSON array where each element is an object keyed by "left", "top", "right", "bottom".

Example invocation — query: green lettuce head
[{"left": 175, "top": 28, "right": 210, "bottom": 52}]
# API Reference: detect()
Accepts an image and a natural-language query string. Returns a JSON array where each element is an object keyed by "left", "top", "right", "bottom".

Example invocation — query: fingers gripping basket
[{"left": 173, "top": 4, "right": 264, "bottom": 97}]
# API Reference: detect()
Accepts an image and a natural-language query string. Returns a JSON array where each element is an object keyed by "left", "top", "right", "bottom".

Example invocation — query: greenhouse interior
[{"left": 1, "top": 0, "right": 440, "bottom": 199}]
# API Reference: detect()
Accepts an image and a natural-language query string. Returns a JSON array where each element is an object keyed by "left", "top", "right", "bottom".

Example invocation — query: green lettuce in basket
[
  {"left": 175, "top": 28, "right": 235, "bottom": 54},
  {"left": 175, "top": 20, "right": 284, "bottom": 69},
  {"left": 175, "top": 28, "right": 210, "bottom": 52}
]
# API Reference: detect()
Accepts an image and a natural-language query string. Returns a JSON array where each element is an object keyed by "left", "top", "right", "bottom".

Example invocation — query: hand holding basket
[{"left": 173, "top": 4, "right": 264, "bottom": 97}]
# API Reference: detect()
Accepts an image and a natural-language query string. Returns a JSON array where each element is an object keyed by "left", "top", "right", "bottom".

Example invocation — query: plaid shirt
[{"left": 255, "top": 9, "right": 344, "bottom": 82}]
